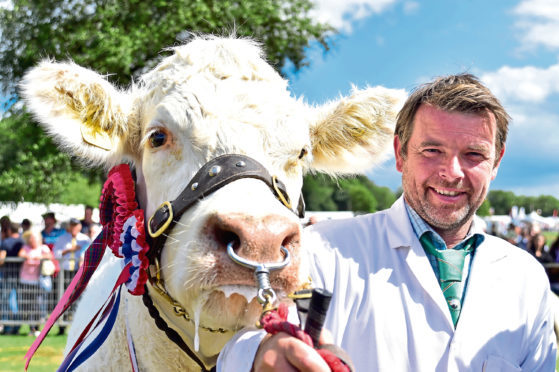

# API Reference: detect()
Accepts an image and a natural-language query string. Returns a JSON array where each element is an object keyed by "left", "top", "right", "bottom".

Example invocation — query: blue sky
[
  {"left": 286, "top": 0, "right": 559, "bottom": 198},
  {"left": 1, "top": 0, "right": 557, "bottom": 198}
]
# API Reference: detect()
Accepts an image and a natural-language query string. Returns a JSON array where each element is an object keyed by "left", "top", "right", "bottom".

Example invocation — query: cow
[{"left": 21, "top": 35, "right": 405, "bottom": 371}]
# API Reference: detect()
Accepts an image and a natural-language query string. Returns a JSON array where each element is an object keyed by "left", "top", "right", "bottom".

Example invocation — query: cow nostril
[
  {"left": 281, "top": 232, "right": 298, "bottom": 251},
  {"left": 214, "top": 227, "right": 240, "bottom": 251}
]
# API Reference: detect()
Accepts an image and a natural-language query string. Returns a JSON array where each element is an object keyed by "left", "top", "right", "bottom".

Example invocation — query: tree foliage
[
  {"left": 487, "top": 190, "right": 559, "bottom": 217},
  {"left": 0, "top": 0, "right": 333, "bottom": 203},
  {"left": 302, "top": 174, "right": 395, "bottom": 214},
  {"left": 302, "top": 173, "right": 559, "bottom": 218}
]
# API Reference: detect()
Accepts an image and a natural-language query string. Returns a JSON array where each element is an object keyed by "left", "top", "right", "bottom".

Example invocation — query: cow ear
[
  {"left": 309, "top": 86, "right": 407, "bottom": 175},
  {"left": 20, "top": 61, "right": 135, "bottom": 166}
]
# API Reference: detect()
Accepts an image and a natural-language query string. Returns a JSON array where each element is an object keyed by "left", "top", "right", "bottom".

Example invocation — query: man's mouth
[{"left": 433, "top": 187, "right": 461, "bottom": 196}]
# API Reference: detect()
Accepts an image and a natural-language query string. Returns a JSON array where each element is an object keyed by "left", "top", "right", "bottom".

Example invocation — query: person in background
[
  {"left": 80, "top": 205, "right": 100, "bottom": 237},
  {"left": 549, "top": 235, "right": 559, "bottom": 263},
  {"left": 53, "top": 218, "right": 91, "bottom": 335},
  {"left": 40, "top": 212, "right": 64, "bottom": 249},
  {"left": 528, "top": 233, "right": 553, "bottom": 264},
  {"left": 1, "top": 215, "right": 11, "bottom": 242},
  {"left": 0, "top": 221, "right": 24, "bottom": 335},
  {"left": 21, "top": 218, "right": 32, "bottom": 233},
  {"left": 18, "top": 230, "right": 53, "bottom": 337}
]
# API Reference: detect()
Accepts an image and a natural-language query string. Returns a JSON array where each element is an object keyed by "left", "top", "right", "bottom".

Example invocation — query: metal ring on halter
[
  {"left": 226, "top": 242, "right": 291, "bottom": 271},
  {"left": 226, "top": 242, "right": 290, "bottom": 305}
]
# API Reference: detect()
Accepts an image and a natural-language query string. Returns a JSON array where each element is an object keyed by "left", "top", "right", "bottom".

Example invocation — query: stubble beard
[{"left": 403, "top": 175, "right": 482, "bottom": 233}]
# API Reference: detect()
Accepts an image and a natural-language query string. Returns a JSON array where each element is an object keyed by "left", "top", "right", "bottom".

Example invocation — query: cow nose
[{"left": 209, "top": 213, "right": 300, "bottom": 262}]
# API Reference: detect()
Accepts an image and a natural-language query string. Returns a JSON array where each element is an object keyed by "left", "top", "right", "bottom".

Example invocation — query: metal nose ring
[{"left": 226, "top": 242, "right": 290, "bottom": 305}]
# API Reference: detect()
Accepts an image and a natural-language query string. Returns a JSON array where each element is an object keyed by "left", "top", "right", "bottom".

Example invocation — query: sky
[
  {"left": 285, "top": 0, "right": 559, "bottom": 198},
  {"left": 1, "top": 0, "right": 557, "bottom": 198}
]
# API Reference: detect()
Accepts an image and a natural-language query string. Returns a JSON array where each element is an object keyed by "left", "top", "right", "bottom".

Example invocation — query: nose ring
[{"left": 226, "top": 242, "right": 290, "bottom": 305}]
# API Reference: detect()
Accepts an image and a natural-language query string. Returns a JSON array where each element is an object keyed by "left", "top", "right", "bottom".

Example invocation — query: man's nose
[{"left": 439, "top": 155, "right": 464, "bottom": 180}]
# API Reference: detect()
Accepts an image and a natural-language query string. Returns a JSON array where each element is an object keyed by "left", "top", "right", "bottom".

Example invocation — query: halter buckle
[{"left": 148, "top": 201, "right": 174, "bottom": 238}]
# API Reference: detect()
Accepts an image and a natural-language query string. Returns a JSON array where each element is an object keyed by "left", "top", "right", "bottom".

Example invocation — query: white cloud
[
  {"left": 513, "top": 0, "right": 559, "bottom": 50},
  {"left": 311, "top": 0, "right": 398, "bottom": 33},
  {"left": 403, "top": 1, "right": 419, "bottom": 15},
  {"left": 481, "top": 63, "right": 559, "bottom": 103}
]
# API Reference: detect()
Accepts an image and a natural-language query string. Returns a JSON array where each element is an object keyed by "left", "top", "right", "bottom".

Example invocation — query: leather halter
[
  {"left": 146, "top": 153, "right": 304, "bottom": 262},
  {"left": 142, "top": 154, "right": 305, "bottom": 371}
]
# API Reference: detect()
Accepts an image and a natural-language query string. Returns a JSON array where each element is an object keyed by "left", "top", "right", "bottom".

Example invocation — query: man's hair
[{"left": 395, "top": 73, "right": 510, "bottom": 164}]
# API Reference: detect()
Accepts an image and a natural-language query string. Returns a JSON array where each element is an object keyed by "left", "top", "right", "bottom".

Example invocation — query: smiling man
[{"left": 218, "top": 74, "right": 557, "bottom": 372}]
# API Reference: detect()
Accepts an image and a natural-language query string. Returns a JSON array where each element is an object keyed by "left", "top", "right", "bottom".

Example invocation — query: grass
[{"left": 0, "top": 325, "right": 66, "bottom": 372}]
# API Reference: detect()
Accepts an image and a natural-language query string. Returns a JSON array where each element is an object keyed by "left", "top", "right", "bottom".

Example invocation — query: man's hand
[{"left": 252, "top": 332, "right": 331, "bottom": 372}]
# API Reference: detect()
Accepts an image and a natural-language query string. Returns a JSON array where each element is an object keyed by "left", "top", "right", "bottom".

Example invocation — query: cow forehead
[
  {"left": 140, "top": 37, "right": 287, "bottom": 95},
  {"left": 137, "top": 37, "right": 311, "bottom": 160}
]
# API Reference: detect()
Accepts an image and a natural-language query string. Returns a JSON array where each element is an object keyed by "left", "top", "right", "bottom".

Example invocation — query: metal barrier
[{"left": 0, "top": 257, "right": 79, "bottom": 330}]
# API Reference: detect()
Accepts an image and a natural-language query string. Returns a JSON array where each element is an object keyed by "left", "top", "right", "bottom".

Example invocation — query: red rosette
[{"left": 99, "top": 164, "right": 139, "bottom": 257}]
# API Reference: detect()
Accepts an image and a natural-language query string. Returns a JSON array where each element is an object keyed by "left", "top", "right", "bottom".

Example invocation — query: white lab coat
[{"left": 218, "top": 197, "right": 557, "bottom": 371}]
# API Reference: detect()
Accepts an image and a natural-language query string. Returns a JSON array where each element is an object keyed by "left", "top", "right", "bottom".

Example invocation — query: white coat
[
  {"left": 218, "top": 197, "right": 557, "bottom": 371},
  {"left": 307, "top": 197, "right": 556, "bottom": 371}
]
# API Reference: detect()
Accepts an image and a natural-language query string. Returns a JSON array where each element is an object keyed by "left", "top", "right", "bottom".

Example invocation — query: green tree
[
  {"left": 0, "top": 0, "right": 333, "bottom": 203},
  {"left": 476, "top": 199, "right": 491, "bottom": 217},
  {"left": 302, "top": 174, "right": 396, "bottom": 213},
  {"left": 487, "top": 190, "right": 516, "bottom": 215},
  {"left": 302, "top": 174, "right": 338, "bottom": 211},
  {"left": 338, "top": 178, "right": 378, "bottom": 213}
]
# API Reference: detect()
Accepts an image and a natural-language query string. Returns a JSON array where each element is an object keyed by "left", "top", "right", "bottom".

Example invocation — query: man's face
[
  {"left": 44, "top": 217, "right": 55, "bottom": 229},
  {"left": 70, "top": 223, "right": 81, "bottom": 237},
  {"left": 394, "top": 104, "right": 504, "bottom": 233}
]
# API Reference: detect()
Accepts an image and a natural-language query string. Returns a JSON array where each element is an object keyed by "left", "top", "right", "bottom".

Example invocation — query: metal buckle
[
  {"left": 148, "top": 201, "right": 174, "bottom": 238},
  {"left": 272, "top": 175, "right": 292, "bottom": 210}
]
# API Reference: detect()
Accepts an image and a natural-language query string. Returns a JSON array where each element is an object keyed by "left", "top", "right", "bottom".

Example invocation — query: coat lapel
[{"left": 386, "top": 197, "right": 454, "bottom": 328}]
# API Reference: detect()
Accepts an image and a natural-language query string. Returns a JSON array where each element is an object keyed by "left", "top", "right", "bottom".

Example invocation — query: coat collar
[{"left": 384, "top": 196, "right": 511, "bottom": 329}]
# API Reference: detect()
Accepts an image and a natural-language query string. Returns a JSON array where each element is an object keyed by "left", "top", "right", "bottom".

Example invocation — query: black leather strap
[
  {"left": 142, "top": 288, "right": 214, "bottom": 372},
  {"left": 147, "top": 154, "right": 304, "bottom": 263}
]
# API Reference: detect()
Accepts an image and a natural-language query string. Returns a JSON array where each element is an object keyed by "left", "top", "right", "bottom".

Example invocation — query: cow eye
[
  {"left": 298, "top": 147, "right": 308, "bottom": 159},
  {"left": 148, "top": 130, "right": 168, "bottom": 148}
]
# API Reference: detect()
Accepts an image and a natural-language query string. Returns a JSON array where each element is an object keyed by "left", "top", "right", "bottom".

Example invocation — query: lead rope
[{"left": 259, "top": 303, "right": 351, "bottom": 372}]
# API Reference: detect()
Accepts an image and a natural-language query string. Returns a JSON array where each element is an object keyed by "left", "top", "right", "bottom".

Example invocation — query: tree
[
  {"left": 487, "top": 190, "right": 516, "bottom": 215},
  {"left": 476, "top": 199, "right": 491, "bottom": 217},
  {"left": 301, "top": 174, "right": 338, "bottom": 211},
  {"left": 0, "top": 0, "right": 333, "bottom": 203},
  {"left": 302, "top": 174, "right": 396, "bottom": 213}
]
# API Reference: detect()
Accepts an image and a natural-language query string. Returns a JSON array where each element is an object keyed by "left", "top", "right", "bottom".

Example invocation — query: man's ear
[
  {"left": 491, "top": 144, "right": 506, "bottom": 180},
  {"left": 394, "top": 135, "right": 404, "bottom": 173},
  {"left": 20, "top": 60, "right": 136, "bottom": 167},
  {"left": 308, "top": 86, "right": 406, "bottom": 175}
]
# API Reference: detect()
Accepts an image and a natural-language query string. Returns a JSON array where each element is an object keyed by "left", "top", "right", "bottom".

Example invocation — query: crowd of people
[
  {"left": 0, "top": 206, "right": 100, "bottom": 336},
  {"left": 494, "top": 222, "right": 559, "bottom": 264}
]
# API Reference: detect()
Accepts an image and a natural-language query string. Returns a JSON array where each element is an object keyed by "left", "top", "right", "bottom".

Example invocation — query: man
[
  {"left": 218, "top": 74, "right": 557, "bottom": 371},
  {"left": 41, "top": 212, "right": 65, "bottom": 248},
  {"left": 53, "top": 218, "right": 91, "bottom": 272},
  {"left": 80, "top": 205, "right": 100, "bottom": 237}
]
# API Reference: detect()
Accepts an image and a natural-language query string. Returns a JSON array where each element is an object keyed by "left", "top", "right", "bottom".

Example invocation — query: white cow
[{"left": 21, "top": 35, "right": 405, "bottom": 371}]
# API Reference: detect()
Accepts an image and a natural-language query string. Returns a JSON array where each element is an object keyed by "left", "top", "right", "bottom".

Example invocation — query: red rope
[{"left": 260, "top": 303, "right": 350, "bottom": 372}]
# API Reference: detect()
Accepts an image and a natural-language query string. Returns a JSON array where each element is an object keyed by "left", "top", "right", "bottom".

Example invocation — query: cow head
[{"left": 21, "top": 35, "right": 405, "bottom": 357}]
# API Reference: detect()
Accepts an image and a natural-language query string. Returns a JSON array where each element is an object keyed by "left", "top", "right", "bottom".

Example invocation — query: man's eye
[
  {"left": 424, "top": 148, "right": 440, "bottom": 154},
  {"left": 149, "top": 131, "right": 168, "bottom": 148},
  {"left": 467, "top": 152, "right": 486, "bottom": 160}
]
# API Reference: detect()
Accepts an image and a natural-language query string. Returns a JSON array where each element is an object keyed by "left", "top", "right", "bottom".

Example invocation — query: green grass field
[{"left": 0, "top": 325, "right": 66, "bottom": 372}]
